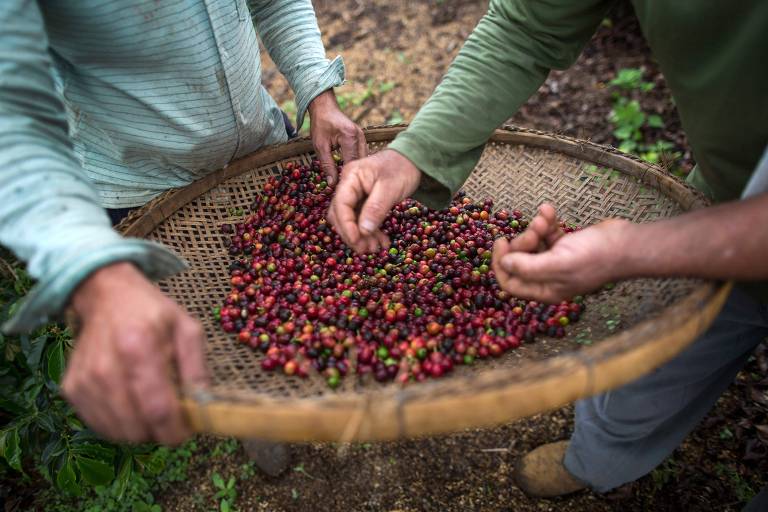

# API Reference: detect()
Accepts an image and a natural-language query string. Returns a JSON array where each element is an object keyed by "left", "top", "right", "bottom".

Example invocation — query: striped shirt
[{"left": 0, "top": 0, "right": 344, "bottom": 332}]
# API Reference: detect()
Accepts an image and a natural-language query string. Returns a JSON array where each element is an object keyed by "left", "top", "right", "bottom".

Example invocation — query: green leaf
[
  {"left": 135, "top": 449, "right": 167, "bottom": 475},
  {"left": 386, "top": 110, "right": 404, "bottom": 125},
  {"left": 76, "top": 455, "right": 115, "bottom": 486},
  {"left": 114, "top": 457, "right": 133, "bottom": 499},
  {"left": 36, "top": 410, "right": 57, "bottom": 432},
  {"left": 71, "top": 429, "right": 99, "bottom": 442},
  {"left": 212, "top": 472, "right": 225, "bottom": 489},
  {"left": 46, "top": 340, "right": 65, "bottom": 384},
  {"left": 609, "top": 68, "right": 643, "bottom": 90},
  {"left": 71, "top": 441, "right": 115, "bottom": 462},
  {"left": 42, "top": 436, "right": 66, "bottom": 465},
  {"left": 0, "top": 428, "right": 22, "bottom": 471},
  {"left": 378, "top": 81, "right": 396, "bottom": 94},
  {"left": 647, "top": 115, "right": 664, "bottom": 128},
  {"left": 132, "top": 501, "right": 160, "bottom": 512},
  {"left": 618, "top": 140, "right": 637, "bottom": 153},
  {"left": 220, "top": 499, "right": 231, "bottom": 512},
  {"left": 0, "top": 397, "right": 27, "bottom": 415},
  {"left": 66, "top": 415, "right": 85, "bottom": 431},
  {"left": 21, "top": 334, "right": 46, "bottom": 371},
  {"left": 613, "top": 125, "right": 635, "bottom": 140},
  {"left": 57, "top": 458, "right": 82, "bottom": 496}
]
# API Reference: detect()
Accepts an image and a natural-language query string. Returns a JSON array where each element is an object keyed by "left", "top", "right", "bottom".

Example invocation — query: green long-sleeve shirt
[{"left": 390, "top": 0, "right": 768, "bottom": 208}]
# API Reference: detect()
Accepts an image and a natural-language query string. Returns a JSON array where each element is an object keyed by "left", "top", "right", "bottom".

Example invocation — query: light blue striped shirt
[{"left": 0, "top": 0, "right": 345, "bottom": 332}]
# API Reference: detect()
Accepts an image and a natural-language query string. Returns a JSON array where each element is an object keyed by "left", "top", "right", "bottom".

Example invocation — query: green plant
[
  {"left": 212, "top": 472, "right": 237, "bottom": 512},
  {"left": 386, "top": 109, "right": 404, "bottom": 125},
  {"left": 0, "top": 253, "right": 199, "bottom": 511},
  {"left": 609, "top": 68, "right": 654, "bottom": 92},
  {"left": 607, "top": 68, "right": 681, "bottom": 172},
  {"left": 715, "top": 463, "right": 756, "bottom": 503},
  {"left": 0, "top": 257, "right": 123, "bottom": 496},
  {"left": 650, "top": 457, "right": 680, "bottom": 492},
  {"left": 210, "top": 437, "right": 239, "bottom": 458},
  {"left": 36, "top": 439, "right": 189, "bottom": 511},
  {"left": 336, "top": 79, "right": 397, "bottom": 112}
]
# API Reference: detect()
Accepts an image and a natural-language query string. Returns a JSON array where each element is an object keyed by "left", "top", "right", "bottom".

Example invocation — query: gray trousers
[{"left": 564, "top": 287, "right": 768, "bottom": 493}]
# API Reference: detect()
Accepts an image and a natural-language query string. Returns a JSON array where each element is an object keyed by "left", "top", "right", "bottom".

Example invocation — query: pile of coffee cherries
[{"left": 215, "top": 159, "right": 583, "bottom": 388}]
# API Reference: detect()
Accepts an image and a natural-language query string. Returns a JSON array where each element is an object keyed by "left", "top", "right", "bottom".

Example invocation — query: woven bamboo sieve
[{"left": 117, "top": 125, "right": 731, "bottom": 441}]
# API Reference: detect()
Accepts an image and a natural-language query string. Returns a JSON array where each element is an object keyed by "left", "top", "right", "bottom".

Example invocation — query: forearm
[
  {"left": 249, "top": 0, "right": 344, "bottom": 128},
  {"left": 618, "top": 193, "right": 768, "bottom": 281},
  {"left": 390, "top": 0, "right": 613, "bottom": 209},
  {"left": 0, "top": 0, "right": 185, "bottom": 333}
]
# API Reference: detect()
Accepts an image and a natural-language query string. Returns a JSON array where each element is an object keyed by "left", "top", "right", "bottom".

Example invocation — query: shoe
[
  {"left": 242, "top": 439, "right": 291, "bottom": 477},
  {"left": 514, "top": 441, "right": 586, "bottom": 497}
]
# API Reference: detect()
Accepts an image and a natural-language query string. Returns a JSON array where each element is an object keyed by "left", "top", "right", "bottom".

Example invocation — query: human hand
[
  {"left": 308, "top": 89, "right": 367, "bottom": 186},
  {"left": 491, "top": 204, "right": 630, "bottom": 303},
  {"left": 327, "top": 149, "right": 422, "bottom": 254},
  {"left": 62, "top": 262, "right": 208, "bottom": 444}
]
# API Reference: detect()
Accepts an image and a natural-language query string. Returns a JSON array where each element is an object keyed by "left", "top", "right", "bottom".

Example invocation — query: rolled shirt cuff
[
  {"left": 3, "top": 239, "right": 187, "bottom": 333},
  {"left": 294, "top": 56, "right": 346, "bottom": 131},
  {"left": 388, "top": 132, "right": 469, "bottom": 211}
]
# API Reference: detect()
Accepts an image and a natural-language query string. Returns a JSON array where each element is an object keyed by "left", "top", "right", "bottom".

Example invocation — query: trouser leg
[
  {"left": 564, "top": 287, "right": 768, "bottom": 492},
  {"left": 743, "top": 487, "right": 768, "bottom": 512}
]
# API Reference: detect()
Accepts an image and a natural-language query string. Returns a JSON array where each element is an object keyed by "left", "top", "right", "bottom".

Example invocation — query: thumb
[
  {"left": 358, "top": 180, "right": 395, "bottom": 236},
  {"left": 315, "top": 140, "right": 338, "bottom": 186}
]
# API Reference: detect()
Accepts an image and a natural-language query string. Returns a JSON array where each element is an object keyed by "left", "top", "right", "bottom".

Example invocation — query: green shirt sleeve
[{"left": 389, "top": 0, "right": 614, "bottom": 209}]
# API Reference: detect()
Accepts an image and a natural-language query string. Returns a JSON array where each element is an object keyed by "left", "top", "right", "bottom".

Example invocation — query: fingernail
[{"left": 360, "top": 219, "right": 375, "bottom": 234}]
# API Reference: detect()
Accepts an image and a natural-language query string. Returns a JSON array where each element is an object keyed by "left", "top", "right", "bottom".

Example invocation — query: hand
[
  {"left": 491, "top": 204, "right": 630, "bottom": 303},
  {"left": 308, "top": 89, "right": 367, "bottom": 186},
  {"left": 327, "top": 149, "right": 422, "bottom": 254},
  {"left": 62, "top": 262, "right": 208, "bottom": 444}
]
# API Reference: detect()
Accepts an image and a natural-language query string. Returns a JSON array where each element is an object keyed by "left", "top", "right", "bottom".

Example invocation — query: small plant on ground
[
  {"left": 212, "top": 472, "right": 238, "bottom": 512},
  {"left": 607, "top": 68, "right": 682, "bottom": 172},
  {"left": 715, "top": 463, "right": 756, "bottom": 504}
]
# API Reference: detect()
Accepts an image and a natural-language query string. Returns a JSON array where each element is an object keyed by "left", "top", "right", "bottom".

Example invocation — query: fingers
[
  {"left": 492, "top": 237, "right": 512, "bottom": 283},
  {"left": 506, "top": 204, "right": 563, "bottom": 254},
  {"left": 339, "top": 129, "right": 360, "bottom": 163},
  {"left": 63, "top": 329, "right": 149, "bottom": 443},
  {"left": 496, "top": 274, "right": 564, "bottom": 303},
  {"left": 358, "top": 180, "right": 393, "bottom": 237},
  {"left": 118, "top": 328, "right": 189, "bottom": 445},
  {"left": 537, "top": 203, "right": 565, "bottom": 246},
  {"left": 356, "top": 128, "right": 368, "bottom": 160},
  {"left": 329, "top": 168, "right": 364, "bottom": 250},
  {"left": 507, "top": 227, "right": 542, "bottom": 253},
  {"left": 173, "top": 316, "right": 209, "bottom": 392},
  {"left": 373, "top": 229, "right": 390, "bottom": 250},
  {"left": 314, "top": 138, "right": 338, "bottom": 186},
  {"left": 499, "top": 250, "right": 560, "bottom": 282},
  {"left": 492, "top": 237, "right": 564, "bottom": 302}
]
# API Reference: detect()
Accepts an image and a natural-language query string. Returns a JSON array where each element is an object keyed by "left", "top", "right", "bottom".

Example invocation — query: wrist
[
  {"left": 71, "top": 262, "right": 141, "bottom": 316},
  {"left": 377, "top": 149, "right": 422, "bottom": 193},
  {"left": 604, "top": 219, "right": 645, "bottom": 280},
  {"left": 307, "top": 89, "right": 338, "bottom": 118}
]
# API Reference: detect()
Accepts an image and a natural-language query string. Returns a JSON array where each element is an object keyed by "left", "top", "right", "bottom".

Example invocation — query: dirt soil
[{"left": 157, "top": 1, "right": 764, "bottom": 511}]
